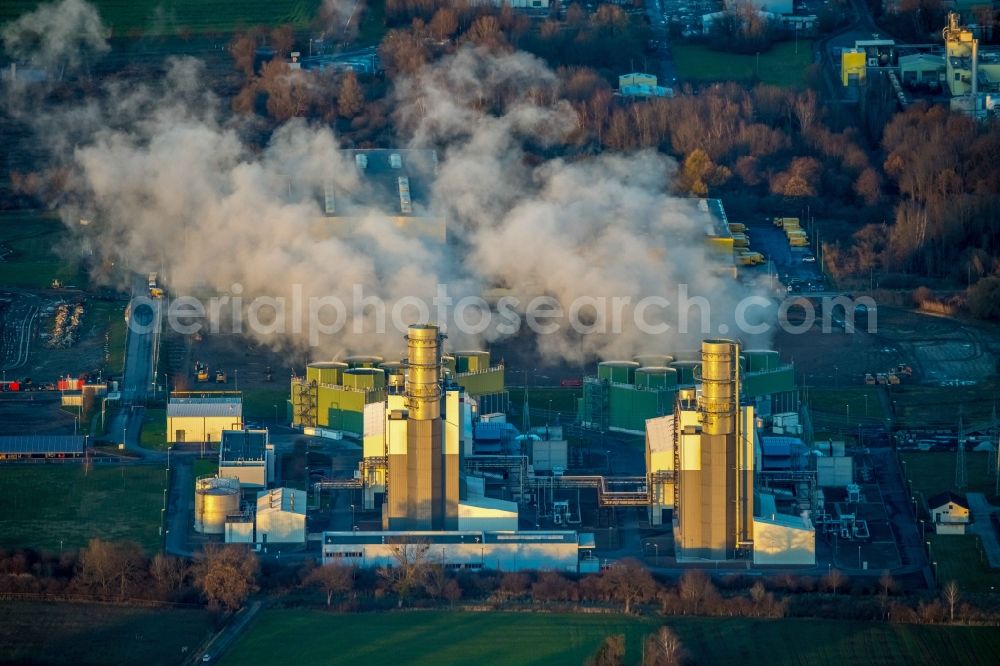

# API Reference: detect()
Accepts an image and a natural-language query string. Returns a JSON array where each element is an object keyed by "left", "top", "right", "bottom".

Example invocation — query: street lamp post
[{"left": 857, "top": 545, "right": 862, "bottom": 569}]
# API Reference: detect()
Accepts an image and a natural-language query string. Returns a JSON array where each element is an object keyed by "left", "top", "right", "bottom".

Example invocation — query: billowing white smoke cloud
[
  {"left": 320, "top": 0, "right": 364, "bottom": 41},
  {"left": 12, "top": 5, "right": 773, "bottom": 362},
  {"left": 1, "top": 0, "right": 109, "bottom": 71}
]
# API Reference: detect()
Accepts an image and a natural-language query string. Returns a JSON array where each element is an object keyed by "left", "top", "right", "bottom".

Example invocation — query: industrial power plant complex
[
  {"left": 176, "top": 322, "right": 835, "bottom": 571},
  {"left": 5, "top": 1, "right": 1000, "bottom": 662}
]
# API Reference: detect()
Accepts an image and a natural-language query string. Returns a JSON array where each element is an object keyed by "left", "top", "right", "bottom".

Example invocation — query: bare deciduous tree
[
  {"left": 942, "top": 580, "right": 960, "bottom": 622},
  {"left": 643, "top": 625, "right": 687, "bottom": 666},
  {"left": 150, "top": 553, "right": 188, "bottom": 599},
  {"left": 193, "top": 544, "right": 259, "bottom": 613},
  {"left": 678, "top": 570, "right": 716, "bottom": 615},
  {"left": 823, "top": 568, "right": 847, "bottom": 595},
  {"left": 305, "top": 562, "right": 355, "bottom": 607},
  {"left": 590, "top": 634, "right": 625, "bottom": 666},
  {"left": 338, "top": 70, "right": 364, "bottom": 119},
  {"left": 377, "top": 541, "right": 429, "bottom": 608},
  {"left": 601, "top": 558, "right": 654, "bottom": 614}
]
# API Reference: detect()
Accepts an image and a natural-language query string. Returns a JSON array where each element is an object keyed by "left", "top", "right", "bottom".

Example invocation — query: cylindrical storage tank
[
  {"left": 635, "top": 366, "right": 678, "bottom": 390},
  {"left": 633, "top": 354, "right": 674, "bottom": 368},
  {"left": 342, "top": 367, "right": 386, "bottom": 391},
  {"left": 453, "top": 350, "right": 490, "bottom": 374},
  {"left": 194, "top": 476, "right": 240, "bottom": 535},
  {"left": 744, "top": 350, "right": 781, "bottom": 373},
  {"left": 379, "top": 361, "right": 406, "bottom": 389},
  {"left": 597, "top": 361, "right": 640, "bottom": 385},
  {"left": 345, "top": 355, "right": 383, "bottom": 369},
  {"left": 670, "top": 361, "right": 700, "bottom": 385},
  {"left": 306, "top": 361, "right": 348, "bottom": 385},
  {"left": 700, "top": 339, "right": 736, "bottom": 435}
]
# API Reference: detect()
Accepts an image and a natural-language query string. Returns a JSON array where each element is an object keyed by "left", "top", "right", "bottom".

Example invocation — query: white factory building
[
  {"left": 167, "top": 395, "right": 243, "bottom": 444},
  {"left": 256, "top": 487, "right": 307, "bottom": 545},
  {"left": 218, "top": 429, "right": 274, "bottom": 489},
  {"left": 752, "top": 493, "right": 816, "bottom": 565},
  {"left": 321, "top": 530, "right": 593, "bottom": 572}
]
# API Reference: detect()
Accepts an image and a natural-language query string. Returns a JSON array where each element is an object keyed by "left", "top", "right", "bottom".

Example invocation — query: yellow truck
[
  {"left": 728, "top": 222, "right": 746, "bottom": 233},
  {"left": 736, "top": 251, "right": 764, "bottom": 266},
  {"left": 773, "top": 217, "right": 800, "bottom": 229},
  {"left": 732, "top": 234, "right": 750, "bottom": 248}
]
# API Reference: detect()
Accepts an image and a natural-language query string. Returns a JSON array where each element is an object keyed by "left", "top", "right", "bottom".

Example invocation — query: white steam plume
[
  {"left": 1, "top": 0, "right": 109, "bottom": 71},
  {"left": 20, "top": 29, "right": 773, "bottom": 361}
]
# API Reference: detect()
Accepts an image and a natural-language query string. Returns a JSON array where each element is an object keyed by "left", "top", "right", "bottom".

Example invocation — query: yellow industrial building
[
  {"left": 841, "top": 49, "right": 867, "bottom": 87},
  {"left": 167, "top": 394, "right": 243, "bottom": 445}
]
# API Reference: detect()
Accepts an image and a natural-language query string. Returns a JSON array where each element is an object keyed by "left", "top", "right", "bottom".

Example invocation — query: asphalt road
[
  {"left": 121, "top": 274, "right": 163, "bottom": 405},
  {"left": 644, "top": 0, "right": 679, "bottom": 87}
]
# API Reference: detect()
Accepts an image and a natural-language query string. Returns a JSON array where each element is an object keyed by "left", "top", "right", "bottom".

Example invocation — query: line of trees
[
  {"left": 2, "top": 543, "right": 996, "bottom": 626},
  {"left": 0, "top": 540, "right": 259, "bottom": 613}
]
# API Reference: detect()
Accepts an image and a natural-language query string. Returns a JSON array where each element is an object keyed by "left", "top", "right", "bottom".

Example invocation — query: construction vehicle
[
  {"left": 864, "top": 373, "right": 876, "bottom": 385},
  {"left": 264, "top": 366, "right": 273, "bottom": 382},
  {"left": 894, "top": 364, "right": 913, "bottom": 376},
  {"left": 773, "top": 217, "right": 800, "bottom": 229},
  {"left": 888, "top": 373, "right": 901, "bottom": 385},
  {"left": 215, "top": 370, "right": 227, "bottom": 384},
  {"left": 148, "top": 272, "right": 164, "bottom": 298},
  {"left": 736, "top": 253, "right": 754, "bottom": 266},
  {"left": 195, "top": 362, "right": 209, "bottom": 382},
  {"left": 876, "top": 373, "right": 889, "bottom": 385}
]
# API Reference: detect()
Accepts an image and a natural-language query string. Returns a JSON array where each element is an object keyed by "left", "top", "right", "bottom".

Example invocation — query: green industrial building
[
  {"left": 578, "top": 350, "right": 795, "bottom": 434},
  {"left": 291, "top": 350, "right": 507, "bottom": 434}
]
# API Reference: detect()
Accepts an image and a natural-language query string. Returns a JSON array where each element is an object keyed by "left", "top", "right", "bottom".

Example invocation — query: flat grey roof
[
  {"left": 331, "top": 149, "right": 437, "bottom": 218},
  {"left": 167, "top": 397, "right": 243, "bottom": 418},
  {"left": 220, "top": 429, "right": 267, "bottom": 462},
  {"left": 323, "top": 530, "right": 579, "bottom": 546},
  {"left": 0, "top": 436, "right": 85, "bottom": 455}
]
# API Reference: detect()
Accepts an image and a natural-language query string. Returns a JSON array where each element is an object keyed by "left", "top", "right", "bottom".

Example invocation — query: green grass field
[
  {"left": 223, "top": 610, "right": 1000, "bottom": 665},
  {"left": 901, "top": 451, "right": 998, "bottom": 504},
  {"left": 0, "top": 212, "right": 83, "bottom": 289},
  {"left": 890, "top": 380, "right": 1000, "bottom": 428},
  {"left": 673, "top": 41, "right": 814, "bottom": 87},
  {"left": 140, "top": 408, "right": 167, "bottom": 449},
  {"left": 928, "top": 534, "right": 1000, "bottom": 593},
  {"left": 0, "top": 465, "right": 166, "bottom": 553},
  {"left": 241, "top": 388, "right": 290, "bottom": 421},
  {"left": 808, "top": 387, "right": 887, "bottom": 421},
  {"left": 1, "top": 1, "right": 322, "bottom": 36},
  {"left": 0, "top": 601, "right": 211, "bottom": 665}
]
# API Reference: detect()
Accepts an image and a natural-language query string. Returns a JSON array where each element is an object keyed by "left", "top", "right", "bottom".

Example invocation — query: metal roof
[
  {"left": 474, "top": 422, "right": 517, "bottom": 441},
  {"left": 0, "top": 436, "right": 85, "bottom": 454},
  {"left": 331, "top": 149, "right": 438, "bottom": 218},
  {"left": 167, "top": 397, "right": 243, "bottom": 418},
  {"left": 220, "top": 429, "right": 268, "bottom": 462},
  {"left": 257, "top": 487, "right": 307, "bottom": 515},
  {"left": 323, "top": 530, "right": 580, "bottom": 545}
]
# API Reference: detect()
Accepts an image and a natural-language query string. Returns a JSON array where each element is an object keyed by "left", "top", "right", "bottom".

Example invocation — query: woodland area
[{"left": 5, "top": 1, "right": 999, "bottom": 320}]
